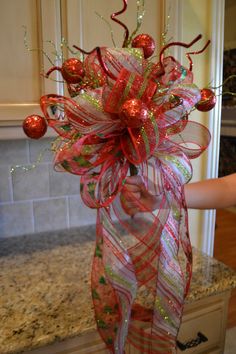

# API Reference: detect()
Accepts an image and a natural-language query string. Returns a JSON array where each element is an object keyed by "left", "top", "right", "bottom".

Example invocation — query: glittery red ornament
[
  {"left": 131, "top": 34, "right": 155, "bottom": 59},
  {"left": 119, "top": 98, "right": 149, "bottom": 128},
  {"left": 61, "top": 58, "right": 85, "bottom": 84},
  {"left": 46, "top": 58, "right": 85, "bottom": 84},
  {"left": 23, "top": 115, "right": 47, "bottom": 139},
  {"left": 195, "top": 88, "right": 216, "bottom": 112}
]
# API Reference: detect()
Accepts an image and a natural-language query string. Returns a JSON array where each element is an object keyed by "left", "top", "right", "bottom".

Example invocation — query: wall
[
  {"left": 169, "top": 0, "right": 211, "bottom": 249},
  {"left": 0, "top": 138, "right": 96, "bottom": 237}
]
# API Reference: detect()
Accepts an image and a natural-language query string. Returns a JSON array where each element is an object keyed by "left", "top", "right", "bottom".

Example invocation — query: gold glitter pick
[
  {"left": 23, "top": 25, "right": 55, "bottom": 67},
  {"left": 61, "top": 37, "right": 80, "bottom": 57},
  {"left": 44, "top": 39, "right": 63, "bottom": 62},
  {"left": 11, "top": 136, "right": 69, "bottom": 175},
  {"left": 210, "top": 74, "right": 236, "bottom": 98},
  {"left": 213, "top": 74, "right": 236, "bottom": 90},
  {"left": 126, "top": 0, "right": 146, "bottom": 46},
  {"left": 10, "top": 164, "right": 36, "bottom": 174},
  {"left": 95, "top": 12, "right": 116, "bottom": 47},
  {"left": 220, "top": 91, "right": 236, "bottom": 97},
  {"left": 10, "top": 146, "right": 52, "bottom": 174},
  {"left": 161, "top": 3, "right": 173, "bottom": 49},
  {"left": 24, "top": 26, "right": 81, "bottom": 82}
]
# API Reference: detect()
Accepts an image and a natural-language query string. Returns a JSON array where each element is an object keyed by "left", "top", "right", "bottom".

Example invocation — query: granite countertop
[{"left": 0, "top": 226, "right": 236, "bottom": 354}]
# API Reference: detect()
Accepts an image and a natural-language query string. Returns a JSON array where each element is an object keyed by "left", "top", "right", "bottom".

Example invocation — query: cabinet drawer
[
  {"left": 26, "top": 331, "right": 109, "bottom": 354},
  {"left": 177, "top": 304, "right": 223, "bottom": 353},
  {"left": 27, "top": 293, "right": 230, "bottom": 354}
]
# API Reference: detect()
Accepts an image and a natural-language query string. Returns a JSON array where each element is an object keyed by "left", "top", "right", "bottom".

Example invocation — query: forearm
[{"left": 184, "top": 173, "right": 236, "bottom": 209}]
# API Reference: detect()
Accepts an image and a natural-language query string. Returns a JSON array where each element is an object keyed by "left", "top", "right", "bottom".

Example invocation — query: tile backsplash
[{"left": 0, "top": 138, "right": 96, "bottom": 237}]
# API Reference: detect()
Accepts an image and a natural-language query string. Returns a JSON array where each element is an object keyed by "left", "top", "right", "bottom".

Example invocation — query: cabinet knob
[{"left": 176, "top": 332, "right": 208, "bottom": 351}]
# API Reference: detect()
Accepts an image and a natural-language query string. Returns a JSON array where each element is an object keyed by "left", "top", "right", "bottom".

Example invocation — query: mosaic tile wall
[{"left": 0, "top": 138, "right": 96, "bottom": 238}]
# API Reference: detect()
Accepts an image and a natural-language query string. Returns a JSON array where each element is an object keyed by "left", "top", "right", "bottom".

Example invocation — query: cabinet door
[
  {"left": 0, "top": 0, "right": 164, "bottom": 135},
  {"left": 0, "top": 0, "right": 62, "bottom": 138},
  {"left": 25, "top": 330, "right": 109, "bottom": 353},
  {"left": 177, "top": 292, "right": 230, "bottom": 354},
  {"left": 64, "top": 0, "right": 163, "bottom": 51},
  {"left": 26, "top": 330, "right": 140, "bottom": 354}
]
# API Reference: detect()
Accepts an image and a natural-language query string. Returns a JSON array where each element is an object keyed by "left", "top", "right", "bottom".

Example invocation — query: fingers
[
  {"left": 124, "top": 183, "right": 141, "bottom": 193},
  {"left": 124, "top": 176, "right": 147, "bottom": 196},
  {"left": 120, "top": 189, "right": 141, "bottom": 202},
  {"left": 120, "top": 193, "right": 139, "bottom": 216},
  {"left": 125, "top": 175, "right": 143, "bottom": 186},
  {"left": 121, "top": 175, "right": 157, "bottom": 216}
]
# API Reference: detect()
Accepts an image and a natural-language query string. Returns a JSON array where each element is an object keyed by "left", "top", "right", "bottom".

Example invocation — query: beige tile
[
  {"left": 0, "top": 166, "right": 12, "bottom": 202},
  {"left": 0, "top": 140, "right": 28, "bottom": 165},
  {"left": 12, "top": 164, "right": 50, "bottom": 201},
  {"left": 29, "top": 138, "right": 54, "bottom": 164},
  {"left": 33, "top": 198, "right": 68, "bottom": 233},
  {"left": 0, "top": 202, "right": 34, "bottom": 237},
  {"left": 68, "top": 195, "right": 96, "bottom": 227},
  {"left": 49, "top": 169, "right": 80, "bottom": 197}
]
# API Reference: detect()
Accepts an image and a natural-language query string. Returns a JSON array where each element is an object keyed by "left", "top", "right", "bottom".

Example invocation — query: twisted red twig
[
  {"left": 110, "top": 0, "right": 129, "bottom": 47},
  {"left": 73, "top": 45, "right": 117, "bottom": 80},
  {"left": 45, "top": 66, "right": 62, "bottom": 78},
  {"left": 186, "top": 39, "right": 211, "bottom": 71},
  {"left": 157, "top": 34, "right": 203, "bottom": 77}
]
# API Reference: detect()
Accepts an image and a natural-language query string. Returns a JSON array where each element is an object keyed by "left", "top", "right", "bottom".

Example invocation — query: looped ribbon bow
[{"left": 40, "top": 48, "right": 210, "bottom": 353}]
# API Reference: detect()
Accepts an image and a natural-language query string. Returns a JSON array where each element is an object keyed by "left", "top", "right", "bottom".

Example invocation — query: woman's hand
[{"left": 120, "top": 176, "right": 159, "bottom": 216}]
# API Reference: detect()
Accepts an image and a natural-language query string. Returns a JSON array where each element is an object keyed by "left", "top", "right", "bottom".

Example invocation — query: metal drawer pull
[{"left": 176, "top": 332, "right": 208, "bottom": 351}]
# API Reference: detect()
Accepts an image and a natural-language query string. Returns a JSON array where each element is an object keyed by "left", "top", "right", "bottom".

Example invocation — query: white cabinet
[
  {"left": 0, "top": 0, "right": 62, "bottom": 138},
  {"left": 26, "top": 331, "right": 109, "bottom": 354},
  {"left": 0, "top": 0, "right": 163, "bottom": 139},
  {"left": 176, "top": 291, "right": 230, "bottom": 354},
  {"left": 27, "top": 291, "right": 230, "bottom": 354}
]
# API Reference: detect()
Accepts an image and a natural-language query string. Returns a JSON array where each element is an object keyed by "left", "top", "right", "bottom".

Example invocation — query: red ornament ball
[
  {"left": 119, "top": 98, "right": 149, "bottom": 128},
  {"left": 23, "top": 115, "right": 47, "bottom": 139},
  {"left": 131, "top": 34, "right": 155, "bottom": 59},
  {"left": 195, "top": 88, "right": 216, "bottom": 112},
  {"left": 61, "top": 58, "right": 85, "bottom": 84}
]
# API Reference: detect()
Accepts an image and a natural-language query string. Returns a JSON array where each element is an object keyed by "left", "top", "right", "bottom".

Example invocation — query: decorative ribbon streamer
[{"left": 39, "top": 41, "right": 211, "bottom": 353}]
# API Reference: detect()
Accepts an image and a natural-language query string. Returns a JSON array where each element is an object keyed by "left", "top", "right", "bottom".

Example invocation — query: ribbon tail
[
  {"left": 92, "top": 208, "right": 137, "bottom": 353},
  {"left": 151, "top": 190, "right": 192, "bottom": 353},
  {"left": 91, "top": 210, "right": 121, "bottom": 352}
]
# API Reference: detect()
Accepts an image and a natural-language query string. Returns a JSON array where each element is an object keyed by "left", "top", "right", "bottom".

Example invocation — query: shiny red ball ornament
[
  {"left": 61, "top": 58, "right": 85, "bottom": 84},
  {"left": 131, "top": 34, "right": 155, "bottom": 59},
  {"left": 23, "top": 115, "right": 47, "bottom": 139},
  {"left": 119, "top": 98, "right": 149, "bottom": 128},
  {"left": 195, "top": 88, "right": 216, "bottom": 112}
]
